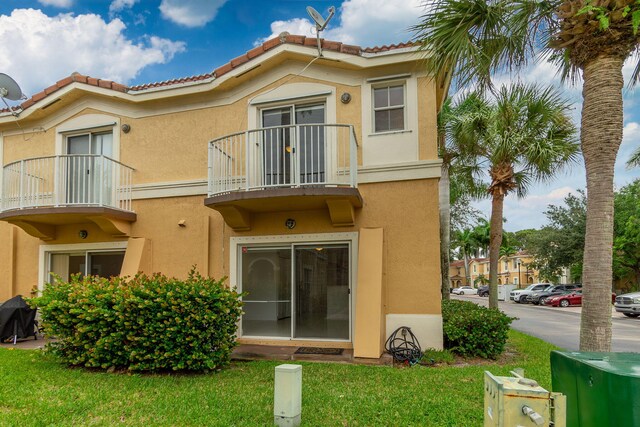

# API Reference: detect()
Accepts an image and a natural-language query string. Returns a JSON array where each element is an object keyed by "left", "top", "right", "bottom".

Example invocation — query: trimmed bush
[
  {"left": 32, "top": 270, "right": 243, "bottom": 372},
  {"left": 441, "top": 300, "right": 514, "bottom": 359}
]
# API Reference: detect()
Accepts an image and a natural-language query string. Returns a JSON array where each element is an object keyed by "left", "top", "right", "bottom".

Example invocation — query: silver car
[
  {"left": 614, "top": 292, "right": 640, "bottom": 318},
  {"left": 452, "top": 286, "right": 475, "bottom": 295}
]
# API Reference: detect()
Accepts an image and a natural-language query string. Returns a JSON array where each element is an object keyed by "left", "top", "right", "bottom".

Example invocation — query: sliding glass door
[
  {"left": 261, "top": 104, "right": 326, "bottom": 186},
  {"left": 66, "top": 132, "right": 114, "bottom": 205},
  {"left": 240, "top": 243, "right": 350, "bottom": 341}
]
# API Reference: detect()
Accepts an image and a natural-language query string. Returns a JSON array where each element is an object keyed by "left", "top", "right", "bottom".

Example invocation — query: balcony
[
  {"left": 0, "top": 155, "right": 135, "bottom": 240},
  {"left": 205, "top": 124, "right": 362, "bottom": 230}
]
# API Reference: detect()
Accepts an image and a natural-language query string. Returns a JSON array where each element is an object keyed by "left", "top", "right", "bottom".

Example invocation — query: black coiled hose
[{"left": 385, "top": 326, "right": 422, "bottom": 365}]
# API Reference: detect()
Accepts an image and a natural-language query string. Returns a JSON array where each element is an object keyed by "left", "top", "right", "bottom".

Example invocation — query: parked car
[
  {"left": 527, "top": 284, "right": 582, "bottom": 305},
  {"left": 547, "top": 290, "right": 616, "bottom": 307},
  {"left": 614, "top": 292, "right": 640, "bottom": 318},
  {"left": 452, "top": 286, "right": 475, "bottom": 295},
  {"left": 477, "top": 285, "right": 489, "bottom": 297},
  {"left": 510, "top": 283, "right": 552, "bottom": 303}
]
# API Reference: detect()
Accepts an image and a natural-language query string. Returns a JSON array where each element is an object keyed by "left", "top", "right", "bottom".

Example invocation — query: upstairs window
[{"left": 373, "top": 84, "right": 405, "bottom": 133}]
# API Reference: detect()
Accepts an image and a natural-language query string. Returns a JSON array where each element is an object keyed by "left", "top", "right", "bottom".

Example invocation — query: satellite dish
[
  {"left": 307, "top": 7, "right": 326, "bottom": 30},
  {"left": 0, "top": 73, "right": 23, "bottom": 101},
  {"left": 306, "top": 6, "right": 335, "bottom": 31},
  {"left": 305, "top": 6, "right": 336, "bottom": 56}
]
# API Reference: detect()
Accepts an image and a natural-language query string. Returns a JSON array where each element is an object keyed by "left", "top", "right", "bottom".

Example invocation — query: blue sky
[{"left": 0, "top": 0, "right": 639, "bottom": 231}]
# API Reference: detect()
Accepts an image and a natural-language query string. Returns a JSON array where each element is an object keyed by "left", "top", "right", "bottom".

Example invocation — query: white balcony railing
[
  {"left": 208, "top": 124, "right": 358, "bottom": 196},
  {"left": 1, "top": 155, "right": 134, "bottom": 213}
]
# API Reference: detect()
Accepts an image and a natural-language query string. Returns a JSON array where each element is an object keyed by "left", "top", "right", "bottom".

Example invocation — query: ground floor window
[
  {"left": 47, "top": 250, "right": 125, "bottom": 283},
  {"left": 239, "top": 243, "right": 350, "bottom": 341},
  {"left": 40, "top": 242, "right": 127, "bottom": 288}
]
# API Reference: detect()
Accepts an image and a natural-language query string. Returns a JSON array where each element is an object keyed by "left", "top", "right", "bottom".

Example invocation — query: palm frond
[
  {"left": 629, "top": 51, "right": 640, "bottom": 88},
  {"left": 413, "top": 0, "right": 557, "bottom": 90},
  {"left": 627, "top": 146, "right": 640, "bottom": 169}
]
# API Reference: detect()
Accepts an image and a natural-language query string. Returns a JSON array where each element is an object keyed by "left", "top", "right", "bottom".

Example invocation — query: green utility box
[{"left": 551, "top": 351, "right": 640, "bottom": 427}]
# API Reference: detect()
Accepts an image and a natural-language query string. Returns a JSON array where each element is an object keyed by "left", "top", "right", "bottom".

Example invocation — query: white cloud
[
  {"left": 0, "top": 9, "right": 186, "bottom": 97},
  {"left": 38, "top": 0, "right": 73, "bottom": 8},
  {"left": 258, "top": 0, "right": 424, "bottom": 47},
  {"left": 622, "top": 122, "right": 640, "bottom": 146},
  {"left": 160, "top": 0, "right": 228, "bottom": 28},
  {"left": 264, "top": 18, "right": 316, "bottom": 40},
  {"left": 109, "top": 0, "right": 138, "bottom": 15},
  {"left": 519, "top": 187, "right": 576, "bottom": 209}
]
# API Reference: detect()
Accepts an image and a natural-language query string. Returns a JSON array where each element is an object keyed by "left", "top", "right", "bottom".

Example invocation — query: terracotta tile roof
[
  {"left": 450, "top": 260, "right": 465, "bottom": 267},
  {"left": 127, "top": 72, "right": 215, "bottom": 91},
  {"left": 2, "top": 35, "right": 416, "bottom": 114},
  {"left": 362, "top": 41, "right": 416, "bottom": 53}
]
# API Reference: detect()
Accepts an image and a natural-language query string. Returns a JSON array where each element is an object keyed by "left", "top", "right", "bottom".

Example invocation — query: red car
[{"left": 546, "top": 290, "right": 616, "bottom": 307}]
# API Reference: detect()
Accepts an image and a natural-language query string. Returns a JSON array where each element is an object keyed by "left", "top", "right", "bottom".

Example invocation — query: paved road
[{"left": 452, "top": 294, "right": 639, "bottom": 352}]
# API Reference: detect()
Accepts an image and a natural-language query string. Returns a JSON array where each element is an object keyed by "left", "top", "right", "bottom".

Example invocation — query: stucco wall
[{"left": 0, "top": 53, "right": 443, "bottom": 351}]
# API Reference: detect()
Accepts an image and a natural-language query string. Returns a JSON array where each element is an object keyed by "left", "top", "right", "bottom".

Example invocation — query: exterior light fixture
[
  {"left": 78, "top": 230, "right": 88, "bottom": 239},
  {"left": 285, "top": 218, "right": 296, "bottom": 229}
]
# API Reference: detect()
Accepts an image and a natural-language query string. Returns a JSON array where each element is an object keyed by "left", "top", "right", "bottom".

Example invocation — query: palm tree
[
  {"left": 450, "top": 84, "right": 579, "bottom": 308},
  {"left": 414, "top": 0, "right": 640, "bottom": 351},
  {"left": 472, "top": 218, "right": 491, "bottom": 257},
  {"left": 438, "top": 98, "right": 483, "bottom": 299},
  {"left": 454, "top": 228, "right": 479, "bottom": 288},
  {"left": 499, "top": 245, "right": 517, "bottom": 259},
  {"left": 438, "top": 99, "right": 455, "bottom": 300}
]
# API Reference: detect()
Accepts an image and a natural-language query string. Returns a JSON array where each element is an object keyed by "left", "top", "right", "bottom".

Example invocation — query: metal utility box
[
  {"left": 498, "top": 285, "right": 517, "bottom": 301},
  {"left": 484, "top": 370, "right": 566, "bottom": 427},
  {"left": 551, "top": 351, "right": 640, "bottom": 427}
]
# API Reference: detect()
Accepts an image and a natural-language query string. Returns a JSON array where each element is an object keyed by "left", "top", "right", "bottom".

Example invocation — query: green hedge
[
  {"left": 32, "top": 270, "right": 243, "bottom": 372},
  {"left": 441, "top": 300, "right": 514, "bottom": 359}
]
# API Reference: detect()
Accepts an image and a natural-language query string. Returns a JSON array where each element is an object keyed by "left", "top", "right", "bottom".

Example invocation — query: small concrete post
[{"left": 274, "top": 364, "right": 302, "bottom": 427}]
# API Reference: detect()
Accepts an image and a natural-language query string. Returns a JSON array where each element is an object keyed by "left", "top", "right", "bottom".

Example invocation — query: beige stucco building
[
  {"left": 0, "top": 35, "right": 448, "bottom": 357},
  {"left": 467, "top": 252, "right": 540, "bottom": 287}
]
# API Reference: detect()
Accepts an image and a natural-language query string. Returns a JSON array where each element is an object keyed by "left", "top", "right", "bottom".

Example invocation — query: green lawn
[{"left": 0, "top": 331, "right": 557, "bottom": 427}]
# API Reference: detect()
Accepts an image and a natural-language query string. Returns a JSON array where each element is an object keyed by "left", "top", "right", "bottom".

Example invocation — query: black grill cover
[{"left": 0, "top": 295, "right": 37, "bottom": 340}]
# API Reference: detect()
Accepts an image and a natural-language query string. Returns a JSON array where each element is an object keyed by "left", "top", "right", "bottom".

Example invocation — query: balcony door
[
  {"left": 66, "top": 132, "right": 113, "bottom": 205},
  {"left": 261, "top": 104, "right": 325, "bottom": 187},
  {"left": 240, "top": 243, "right": 350, "bottom": 341}
]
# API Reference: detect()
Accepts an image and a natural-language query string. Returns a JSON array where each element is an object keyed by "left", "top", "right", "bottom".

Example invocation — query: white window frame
[
  {"left": 371, "top": 82, "right": 406, "bottom": 134},
  {"left": 38, "top": 241, "right": 128, "bottom": 292},
  {"left": 230, "top": 232, "right": 358, "bottom": 343},
  {"left": 55, "top": 114, "right": 120, "bottom": 160},
  {"left": 64, "top": 129, "right": 115, "bottom": 156}
]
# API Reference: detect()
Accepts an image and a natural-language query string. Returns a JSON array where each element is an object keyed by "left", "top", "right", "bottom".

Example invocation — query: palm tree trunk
[
  {"left": 488, "top": 193, "right": 504, "bottom": 309},
  {"left": 579, "top": 55, "right": 624, "bottom": 352},
  {"left": 439, "top": 164, "right": 451, "bottom": 300},
  {"left": 463, "top": 250, "right": 471, "bottom": 286}
]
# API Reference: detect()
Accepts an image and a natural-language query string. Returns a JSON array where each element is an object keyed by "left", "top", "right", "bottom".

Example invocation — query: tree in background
[
  {"left": 438, "top": 97, "right": 484, "bottom": 299},
  {"left": 475, "top": 274, "right": 490, "bottom": 286},
  {"left": 613, "top": 179, "right": 640, "bottom": 291},
  {"left": 499, "top": 245, "right": 517, "bottom": 259},
  {"left": 471, "top": 218, "right": 491, "bottom": 257},
  {"left": 453, "top": 228, "right": 480, "bottom": 289},
  {"left": 414, "top": 0, "right": 640, "bottom": 352},
  {"left": 525, "top": 191, "right": 587, "bottom": 283},
  {"left": 524, "top": 181, "right": 640, "bottom": 291},
  {"left": 448, "top": 84, "right": 579, "bottom": 309}
]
